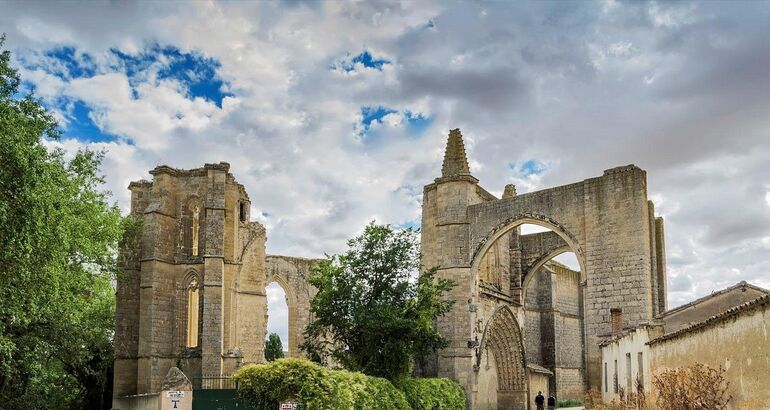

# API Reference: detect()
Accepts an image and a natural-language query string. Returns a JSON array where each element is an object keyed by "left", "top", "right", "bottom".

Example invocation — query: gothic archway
[{"left": 476, "top": 306, "right": 528, "bottom": 410}]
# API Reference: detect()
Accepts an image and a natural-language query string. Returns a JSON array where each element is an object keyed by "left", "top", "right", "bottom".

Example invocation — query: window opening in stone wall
[
  {"left": 191, "top": 205, "right": 200, "bottom": 256},
  {"left": 239, "top": 202, "right": 247, "bottom": 222},
  {"left": 186, "top": 277, "right": 200, "bottom": 347},
  {"left": 604, "top": 362, "right": 608, "bottom": 392},
  {"left": 626, "top": 352, "right": 632, "bottom": 393},
  {"left": 637, "top": 352, "right": 644, "bottom": 388},
  {"left": 614, "top": 359, "right": 618, "bottom": 393},
  {"left": 266, "top": 281, "right": 289, "bottom": 357}
]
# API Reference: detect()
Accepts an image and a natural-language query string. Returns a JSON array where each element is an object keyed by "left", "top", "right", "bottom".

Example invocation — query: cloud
[{"left": 2, "top": 0, "right": 770, "bottom": 310}]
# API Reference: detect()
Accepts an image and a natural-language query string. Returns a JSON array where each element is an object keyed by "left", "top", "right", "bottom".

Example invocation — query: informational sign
[
  {"left": 166, "top": 391, "right": 185, "bottom": 398},
  {"left": 280, "top": 401, "right": 299, "bottom": 410}
]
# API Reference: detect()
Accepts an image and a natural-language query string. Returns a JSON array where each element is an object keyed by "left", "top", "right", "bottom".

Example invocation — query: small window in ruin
[
  {"left": 638, "top": 352, "right": 644, "bottom": 389},
  {"left": 604, "top": 362, "right": 608, "bottom": 393},
  {"left": 186, "top": 277, "right": 200, "bottom": 347},
  {"left": 626, "top": 352, "right": 632, "bottom": 393},
  {"left": 239, "top": 202, "right": 247, "bottom": 222},
  {"left": 191, "top": 205, "right": 200, "bottom": 256},
  {"left": 614, "top": 359, "right": 618, "bottom": 393}
]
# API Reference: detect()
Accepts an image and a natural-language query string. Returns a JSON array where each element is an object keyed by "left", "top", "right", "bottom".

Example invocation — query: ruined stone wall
[
  {"left": 519, "top": 231, "right": 569, "bottom": 278},
  {"left": 522, "top": 263, "right": 585, "bottom": 401},
  {"left": 115, "top": 163, "right": 283, "bottom": 399},
  {"left": 264, "top": 255, "right": 319, "bottom": 358},
  {"left": 466, "top": 165, "right": 657, "bottom": 389},
  {"left": 551, "top": 264, "right": 584, "bottom": 400}
]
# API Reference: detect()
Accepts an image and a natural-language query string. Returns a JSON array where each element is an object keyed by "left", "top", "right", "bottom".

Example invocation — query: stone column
[{"left": 201, "top": 164, "right": 227, "bottom": 375}]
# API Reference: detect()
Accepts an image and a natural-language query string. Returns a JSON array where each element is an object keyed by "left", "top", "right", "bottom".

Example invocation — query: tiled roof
[
  {"left": 661, "top": 280, "right": 769, "bottom": 318},
  {"left": 648, "top": 293, "right": 770, "bottom": 346}
]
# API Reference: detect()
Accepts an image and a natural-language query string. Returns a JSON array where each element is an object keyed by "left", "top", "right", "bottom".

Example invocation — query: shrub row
[
  {"left": 233, "top": 358, "right": 465, "bottom": 410},
  {"left": 398, "top": 377, "right": 466, "bottom": 410}
]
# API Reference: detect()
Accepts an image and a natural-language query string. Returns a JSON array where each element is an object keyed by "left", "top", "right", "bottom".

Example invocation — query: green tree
[
  {"left": 264, "top": 333, "right": 285, "bottom": 362},
  {"left": 0, "top": 36, "right": 124, "bottom": 409},
  {"left": 301, "top": 222, "right": 455, "bottom": 381}
]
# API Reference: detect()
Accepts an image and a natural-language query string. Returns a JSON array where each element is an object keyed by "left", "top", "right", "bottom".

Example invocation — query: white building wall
[{"left": 600, "top": 327, "right": 655, "bottom": 403}]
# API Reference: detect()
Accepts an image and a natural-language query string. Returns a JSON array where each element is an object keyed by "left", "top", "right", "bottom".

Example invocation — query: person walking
[
  {"left": 547, "top": 394, "right": 556, "bottom": 410},
  {"left": 535, "top": 391, "right": 545, "bottom": 410}
]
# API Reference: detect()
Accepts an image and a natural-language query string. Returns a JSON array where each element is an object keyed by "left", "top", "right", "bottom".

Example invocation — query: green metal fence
[{"left": 192, "top": 375, "right": 252, "bottom": 410}]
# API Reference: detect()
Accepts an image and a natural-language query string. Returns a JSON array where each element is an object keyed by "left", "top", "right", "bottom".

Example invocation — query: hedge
[
  {"left": 233, "top": 358, "right": 410, "bottom": 410},
  {"left": 399, "top": 377, "right": 466, "bottom": 410},
  {"left": 233, "top": 358, "right": 466, "bottom": 410}
]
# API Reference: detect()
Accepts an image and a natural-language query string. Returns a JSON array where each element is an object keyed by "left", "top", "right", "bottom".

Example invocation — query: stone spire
[{"left": 441, "top": 128, "right": 472, "bottom": 177}]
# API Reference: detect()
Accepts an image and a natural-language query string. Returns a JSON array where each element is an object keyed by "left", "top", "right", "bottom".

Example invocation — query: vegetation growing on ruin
[
  {"left": 0, "top": 36, "right": 124, "bottom": 408},
  {"left": 301, "top": 222, "right": 456, "bottom": 381}
]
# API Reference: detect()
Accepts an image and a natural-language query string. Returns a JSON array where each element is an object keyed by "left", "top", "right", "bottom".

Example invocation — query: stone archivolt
[{"left": 478, "top": 307, "right": 526, "bottom": 392}]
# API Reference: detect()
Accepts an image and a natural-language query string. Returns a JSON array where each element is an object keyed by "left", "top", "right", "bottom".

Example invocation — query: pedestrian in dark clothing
[
  {"left": 547, "top": 395, "right": 556, "bottom": 410},
  {"left": 535, "top": 391, "right": 545, "bottom": 410}
]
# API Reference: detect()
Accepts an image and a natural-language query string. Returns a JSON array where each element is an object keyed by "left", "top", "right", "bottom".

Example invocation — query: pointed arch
[
  {"left": 476, "top": 306, "right": 527, "bottom": 393},
  {"left": 180, "top": 196, "right": 203, "bottom": 257},
  {"left": 177, "top": 270, "right": 201, "bottom": 349}
]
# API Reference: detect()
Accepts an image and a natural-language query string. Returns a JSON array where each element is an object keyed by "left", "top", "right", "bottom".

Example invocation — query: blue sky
[{"left": 3, "top": 0, "right": 770, "bottom": 317}]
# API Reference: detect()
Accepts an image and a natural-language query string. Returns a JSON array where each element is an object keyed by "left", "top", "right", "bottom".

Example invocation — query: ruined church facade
[
  {"left": 113, "top": 130, "right": 668, "bottom": 410},
  {"left": 113, "top": 162, "right": 317, "bottom": 398},
  {"left": 419, "top": 129, "right": 667, "bottom": 409}
]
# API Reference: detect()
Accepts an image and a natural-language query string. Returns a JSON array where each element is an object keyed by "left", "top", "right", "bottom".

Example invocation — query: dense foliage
[
  {"left": 264, "top": 332, "right": 284, "bottom": 361},
  {"left": 301, "top": 222, "right": 455, "bottom": 381},
  {"left": 398, "top": 377, "right": 466, "bottom": 410},
  {"left": 0, "top": 37, "right": 124, "bottom": 408},
  {"left": 234, "top": 358, "right": 411, "bottom": 410}
]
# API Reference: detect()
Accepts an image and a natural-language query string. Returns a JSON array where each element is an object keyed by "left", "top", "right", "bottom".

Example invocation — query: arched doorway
[{"left": 475, "top": 306, "right": 528, "bottom": 410}]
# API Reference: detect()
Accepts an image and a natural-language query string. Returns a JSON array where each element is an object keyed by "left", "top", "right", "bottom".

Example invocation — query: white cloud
[{"left": 2, "top": 0, "right": 770, "bottom": 310}]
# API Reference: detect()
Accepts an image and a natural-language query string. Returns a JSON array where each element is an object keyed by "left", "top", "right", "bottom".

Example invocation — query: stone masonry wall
[{"left": 465, "top": 165, "right": 656, "bottom": 389}]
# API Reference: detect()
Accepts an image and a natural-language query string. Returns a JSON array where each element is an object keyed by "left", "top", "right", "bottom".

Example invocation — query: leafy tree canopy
[
  {"left": 301, "top": 222, "right": 455, "bottom": 381},
  {"left": 0, "top": 36, "right": 124, "bottom": 409},
  {"left": 264, "top": 332, "right": 284, "bottom": 362}
]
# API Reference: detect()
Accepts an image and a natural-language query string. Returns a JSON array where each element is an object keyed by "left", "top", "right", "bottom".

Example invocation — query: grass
[{"left": 558, "top": 399, "right": 582, "bottom": 407}]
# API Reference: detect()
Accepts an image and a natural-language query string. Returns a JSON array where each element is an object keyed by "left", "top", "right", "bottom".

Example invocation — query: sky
[{"left": 3, "top": 1, "right": 770, "bottom": 341}]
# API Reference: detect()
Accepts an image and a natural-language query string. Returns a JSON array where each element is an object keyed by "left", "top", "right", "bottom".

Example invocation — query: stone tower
[
  {"left": 420, "top": 130, "right": 667, "bottom": 409},
  {"left": 113, "top": 163, "right": 318, "bottom": 401}
]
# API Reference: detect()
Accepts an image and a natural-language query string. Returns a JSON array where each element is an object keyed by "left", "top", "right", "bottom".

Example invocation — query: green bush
[
  {"left": 399, "top": 377, "right": 466, "bottom": 410},
  {"left": 234, "top": 358, "right": 411, "bottom": 410}
]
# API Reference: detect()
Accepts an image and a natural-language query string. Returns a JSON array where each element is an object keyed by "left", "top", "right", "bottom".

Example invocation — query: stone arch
[
  {"left": 264, "top": 274, "right": 298, "bottom": 357},
  {"left": 471, "top": 214, "right": 586, "bottom": 284},
  {"left": 476, "top": 305, "right": 528, "bottom": 409},
  {"left": 177, "top": 269, "right": 201, "bottom": 349},
  {"left": 520, "top": 245, "right": 571, "bottom": 303},
  {"left": 264, "top": 256, "right": 316, "bottom": 358}
]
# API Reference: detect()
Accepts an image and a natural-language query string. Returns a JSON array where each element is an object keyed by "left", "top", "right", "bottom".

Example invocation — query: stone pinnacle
[{"left": 441, "top": 128, "right": 472, "bottom": 177}]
